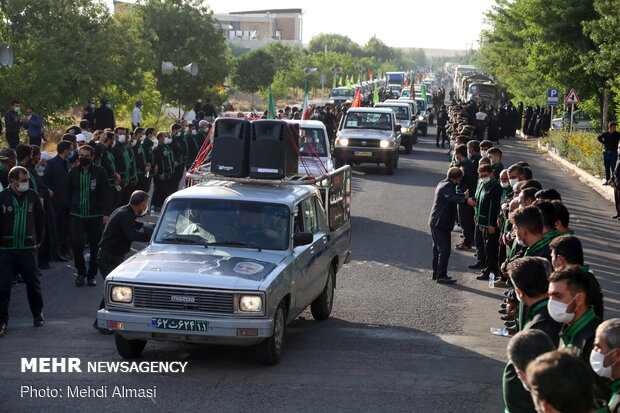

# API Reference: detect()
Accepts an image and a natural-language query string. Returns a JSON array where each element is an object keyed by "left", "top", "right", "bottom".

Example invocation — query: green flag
[
  {"left": 346, "top": 75, "right": 352, "bottom": 88},
  {"left": 267, "top": 87, "right": 276, "bottom": 119},
  {"left": 338, "top": 75, "right": 343, "bottom": 87},
  {"left": 421, "top": 83, "right": 428, "bottom": 102},
  {"left": 373, "top": 88, "right": 379, "bottom": 104}
]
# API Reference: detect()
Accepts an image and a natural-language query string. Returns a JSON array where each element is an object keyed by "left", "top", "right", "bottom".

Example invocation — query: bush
[{"left": 540, "top": 130, "right": 605, "bottom": 178}]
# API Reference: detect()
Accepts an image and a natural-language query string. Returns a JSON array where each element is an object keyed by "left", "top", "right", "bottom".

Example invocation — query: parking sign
[{"left": 547, "top": 89, "right": 560, "bottom": 106}]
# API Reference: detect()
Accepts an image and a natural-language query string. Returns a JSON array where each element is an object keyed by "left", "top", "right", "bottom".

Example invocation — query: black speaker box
[
  {"left": 249, "top": 120, "right": 299, "bottom": 179},
  {"left": 210, "top": 118, "right": 251, "bottom": 177}
]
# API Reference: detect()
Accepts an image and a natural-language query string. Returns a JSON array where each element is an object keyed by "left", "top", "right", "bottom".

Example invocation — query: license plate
[
  {"left": 354, "top": 151, "right": 373, "bottom": 157},
  {"left": 151, "top": 317, "right": 208, "bottom": 332}
]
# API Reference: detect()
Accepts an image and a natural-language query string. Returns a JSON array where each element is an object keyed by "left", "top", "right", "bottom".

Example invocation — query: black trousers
[
  {"left": 38, "top": 198, "right": 58, "bottom": 265},
  {"left": 71, "top": 215, "right": 103, "bottom": 278},
  {"left": 170, "top": 165, "right": 184, "bottom": 196},
  {"left": 482, "top": 228, "right": 500, "bottom": 277},
  {"left": 436, "top": 126, "right": 447, "bottom": 146},
  {"left": 6, "top": 131, "right": 20, "bottom": 149},
  {"left": 97, "top": 250, "right": 125, "bottom": 310},
  {"left": 0, "top": 250, "right": 43, "bottom": 324},
  {"left": 28, "top": 135, "right": 42, "bottom": 147},
  {"left": 152, "top": 175, "right": 169, "bottom": 208},
  {"left": 430, "top": 225, "right": 452, "bottom": 277},
  {"left": 474, "top": 225, "right": 486, "bottom": 265},
  {"left": 120, "top": 182, "right": 134, "bottom": 206},
  {"left": 458, "top": 204, "right": 475, "bottom": 247},
  {"left": 135, "top": 175, "right": 152, "bottom": 194},
  {"left": 54, "top": 206, "right": 71, "bottom": 257},
  {"left": 614, "top": 182, "right": 620, "bottom": 216}
]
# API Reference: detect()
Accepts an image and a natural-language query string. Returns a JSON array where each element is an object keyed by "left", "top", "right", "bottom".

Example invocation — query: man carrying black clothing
[
  {"left": 4, "top": 101, "right": 22, "bottom": 149},
  {"left": 598, "top": 121, "right": 620, "bottom": 182},
  {"left": 95, "top": 191, "right": 153, "bottom": 333},
  {"left": 93, "top": 99, "right": 115, "bottom": 130},
  {"left": 68, "top": 145, "right": 112, "bottom": 287},
  {"left": 429, "top": 167, "right": 477, "bottom": 284},
  {"left": 0, "top": 166, "right": 46, "bottom": 337}
]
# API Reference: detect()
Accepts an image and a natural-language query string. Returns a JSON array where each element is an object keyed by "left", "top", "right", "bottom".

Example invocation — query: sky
[{"left": 108, "top": 0, "right": 496, "bottom": 50}]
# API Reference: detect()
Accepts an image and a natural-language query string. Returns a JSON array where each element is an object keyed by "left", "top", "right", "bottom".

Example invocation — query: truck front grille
[
  {"left": 132, "top": 286, "right": 234, "bottom": 314},
  {"left": 346, "top": 138, "right": 382, "bottom": 148}
]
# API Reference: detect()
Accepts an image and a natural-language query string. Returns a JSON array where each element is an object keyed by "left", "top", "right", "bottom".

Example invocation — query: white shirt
[
  {"left": 132, "top": 107, "right": 142, "bottom": 125},
  {"left": 475, "top": 112, "right": 488, "bottom": 121}
]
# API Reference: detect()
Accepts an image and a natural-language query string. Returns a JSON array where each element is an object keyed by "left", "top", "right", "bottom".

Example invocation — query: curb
[{"left": 535, "top": 138, "right": 614, "bottom": 203}]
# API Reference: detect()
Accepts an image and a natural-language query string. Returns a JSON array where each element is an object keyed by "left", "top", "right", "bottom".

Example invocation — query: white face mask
[
  {"left": 118, "top": 135, "right": 126, "bottom": 143},
  {"left": 14, "top": 106, "right": 20, "bottom": 113},
  {"left": 184, "top": 127, "right": 190, "bottom": 132},
  {"left": 590, "top": 349, "right": 616, "bottom": 378},
  {"left": 191, "top": 130, "right": 197, "bottom": 135},
  {"left": 547, "top": 295, "right": 579, "bottom": 324},
  {"left": 481, "top": 177, "right": 491, "bottom": 184},
  {"left": 509, "top": 178, "right": 519, "bottom": 187},
  {"left": 130, "top": 140, "right": 137, "bottom": 147},
  {"left": 164, "top": 137, "right": 172, "bottom": 145},
  {"left": 17, "top": 182, "right": 29, "bottom": 192},
  {"left": 500, "top": 181, "right": 510, "bottom": 189},
  {"left": 481, "top": 150, "right": 488, "bottom": 158}
]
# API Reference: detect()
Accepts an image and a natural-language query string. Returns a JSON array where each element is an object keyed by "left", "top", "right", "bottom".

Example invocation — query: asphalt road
[{"left": 1, "top": 126, "right": 617, "bottom": 413}]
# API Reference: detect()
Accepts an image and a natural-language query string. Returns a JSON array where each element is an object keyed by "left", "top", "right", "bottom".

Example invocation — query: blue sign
[{"left": 547, "top": 89, "right": 560, "bottom": 106}]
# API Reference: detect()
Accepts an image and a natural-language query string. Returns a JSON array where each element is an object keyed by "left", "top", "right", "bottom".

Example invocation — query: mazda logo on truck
[{"left": 170, "top": 295, "right": 196, "bottom": 303}]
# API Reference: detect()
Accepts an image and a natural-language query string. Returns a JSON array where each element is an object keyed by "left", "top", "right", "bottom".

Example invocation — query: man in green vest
[
  {"left": 152, "top": 131, "right": 175, "bottom": 210},
  {"left": 592, "top": 318, "right": 620, "bottom": 412},
  {"left": 474, "top": 164, "right": 503, "bottom": 280}
]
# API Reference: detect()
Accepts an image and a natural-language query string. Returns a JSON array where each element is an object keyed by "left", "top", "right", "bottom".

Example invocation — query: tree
[
  {"left": 363, "top": 36, "right": 395, "bottom": 62},
  {"left": 138, "top": 0, "right": 231, "bottom": 108},
  {"left": 307, "top": 33, "right": 362, "bottom": 57},
  {"left": 232, "top": 49, "right": 275, "bottom": 105}
]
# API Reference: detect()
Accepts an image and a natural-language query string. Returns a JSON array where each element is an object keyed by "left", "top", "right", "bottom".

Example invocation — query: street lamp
[{"left": 162, "top": 61, "right": 199, "bottom": 119}]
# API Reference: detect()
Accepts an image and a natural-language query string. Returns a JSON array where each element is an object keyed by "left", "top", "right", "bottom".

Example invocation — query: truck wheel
[
  {"left": 311, "top": 266, "right": 335, "bottom": 321},
  {"left": 385, "top": 155, "right": 395, "bottom": 175},
  {"left": 394, "top": 152, "right": 399, "bottom": 169},
  {"left": 256, "top": 303, "right": 286, "bottom": 365},
  {"left": 115, "top": 334, "right": 146, "bottom": 359},
  {"left": 413, "top": 130, "right": 419, "bottom": 144},
  {"left": 404, "top": 139, "right": 413, "bottom": 154},
  {"left": 420, "top": 126, "right": 428, "bottom": 137}
]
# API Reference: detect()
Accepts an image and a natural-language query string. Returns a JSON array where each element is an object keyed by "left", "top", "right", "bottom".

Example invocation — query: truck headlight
[
  {"left": 401, "top": 127, "right": 411, "bottom": 133},
  {"left": 239, "top": 295, "right": 263, "bottom": 312},
  {"left": 380, "top": 140, "right": 392, "bottom": 149},
  {"left": 336, "top": 138, "right": 348, "bottom": 146},
  {"left": 110, "top": 286, "right": 133, "bottom": 303},
  {"left": 418, "top": 116, "right": 424, "bottom": 121}
]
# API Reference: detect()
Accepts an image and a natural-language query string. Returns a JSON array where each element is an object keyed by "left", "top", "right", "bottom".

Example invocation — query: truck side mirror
[
  {"left": 293, "top": 232, "right": 313, "bottom": 247},
  {"left": 394, "top": 124, "right": 400, "bottom": 132}
]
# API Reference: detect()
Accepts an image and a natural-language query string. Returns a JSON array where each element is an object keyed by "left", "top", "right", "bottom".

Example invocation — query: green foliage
[
  {"left": 307, "top": 33, "right": 362, "bottom": 57},
  {"left": 102, "top": 71, "right": 163, "bottom": 129},
  {"left": 232, "top": 49, "right": 275, "bottom": 94},
  {"left": 363, "top": 36, "right": 395, "bottom": 61},
  {"left": 540, "top": 130, "right": 605, "bottom": 178},
  {"left": 137, "top": 0, "right": 231, "bottom": 108}
]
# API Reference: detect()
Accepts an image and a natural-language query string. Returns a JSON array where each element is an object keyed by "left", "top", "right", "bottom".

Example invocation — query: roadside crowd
[
  {"left": 429, "top": 100, "right": 619, "bottom": 412},
  {"left": 0, "top": 98, "right": 213, "bottom": 337}
]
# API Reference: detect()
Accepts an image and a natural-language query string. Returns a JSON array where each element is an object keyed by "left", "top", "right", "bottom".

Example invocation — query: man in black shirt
[
  {"left": 597, "top": 121, "right": 620, "bottom": 182},
  {"left": 95, "top": 190, "right": 153, "bottom": 332},
  {"left": 0, "top": 166, "right": 46, "bottom": 337},
  {"left": 0, "top": 148, "right": 17, "bottom": 188}
]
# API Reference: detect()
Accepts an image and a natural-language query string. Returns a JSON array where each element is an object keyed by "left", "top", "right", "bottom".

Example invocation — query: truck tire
[
  {"left": 256, "top": 303, "right": 286, "bottom": 365},
  {"left": 385, "top": 155, "right": 395, "bottom": 175},
  {"left": 394, "top": 151, "right": 399, "bottom": 169},
  {"left": 311, "top": 266, "right": 335, "bottom": 321},
  {"left": 404, "top": 139, "right": 413, "bottom": 154},
  {"left": 420, "top": 125, "right": 428, "bottom": 137},
  {"left": 115, "top": 334, "right": 147, "bottom": 359}
]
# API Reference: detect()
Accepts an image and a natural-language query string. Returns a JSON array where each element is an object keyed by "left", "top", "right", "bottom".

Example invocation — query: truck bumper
[
  {"left": 334, "top": 147, "right": 394, "bottom": 164},
  {"left": 97, "top": 309, "right": 273, "bottom": 346}
]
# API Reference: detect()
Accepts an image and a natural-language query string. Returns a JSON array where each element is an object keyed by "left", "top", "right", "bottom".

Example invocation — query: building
[{"left": 214, "top": 9, "right": 303, "bottom": 50}]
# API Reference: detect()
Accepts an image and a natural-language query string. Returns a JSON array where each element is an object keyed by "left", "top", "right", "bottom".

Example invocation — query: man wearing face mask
[
  {"left": 132, "top": 128, "right": 152, "bottom": 193},
  {"left": 428, "top": 167, "right": 477, "bottom": 284},
  {"left": 152, "top": 131, "right": 175, "bottom": 210},
  {"left": 509, "top": 206, "right": 551, "bottom": 260},
  {"left": 169, "top": 123, "right": 186, "bottom": 192},
  {"left": 44, "top": 141, "right": 73, "bottom": 261},
  {"left": 68, "top": 145, "right": 111, "bottom": 287},
  {"left": 0, "top": 166, "right": 46, "bottom": 337},
  {"left": 94, "top": 190, "right": 153, "bottom": 333},
  {"left": 93, "top": 99, "right": 115, "bottom": 130},
  {"left": 184, "top": 124, "right": 199, "bottom": 174},
  {"left": 4, "top": 100, "right": 22, "bottom": 149},
  {"left": 508, "top": 164, "right": 527, "bottom": 191},
  {"left": 112, "top": 127, "right": 131, "bottom": 207},
  {"left": 131, "top": 101, "right": 143, "bottom": 131},
  {"left": 474, "top": 164, "right": 503, "bottom": 280},
  {"left": 592, "top": 319, "right": 620, "bottom": 412},
  {"left": 83, "top": 100, "right": 96, "bottom": 130},
  {"left": 504, "top": 329, "right": 556, "bottom": 413},
  {"left": 454, "top": 144, "right": 477, "bottom": 251}
]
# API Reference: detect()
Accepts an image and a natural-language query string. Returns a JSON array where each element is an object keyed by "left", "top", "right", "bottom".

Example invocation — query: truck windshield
[
  {"left": 470, "top": 84, "right": 498, "bottom": 94},
  {"left": 416, "top": 100, "right": 426, "bottom": 112},
  {"left": 331, "top": 89, "right": 353, "bottom": 97},
  {"left": 299, "top": 128, "right": 328, "bottom": 157},
  {"left": 379, "top": 106, "right": 409, "bottom": 120},
  {"left": 344, "top": 112, "right": 392, "bottom": 131},
  {"left": 155, "top": 199, "right": 290, "bottom": 250}
]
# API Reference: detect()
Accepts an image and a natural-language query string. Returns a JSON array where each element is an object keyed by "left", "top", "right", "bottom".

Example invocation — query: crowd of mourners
[{"left": 429, "top": 98, "right": 620, "bottom": 412}]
